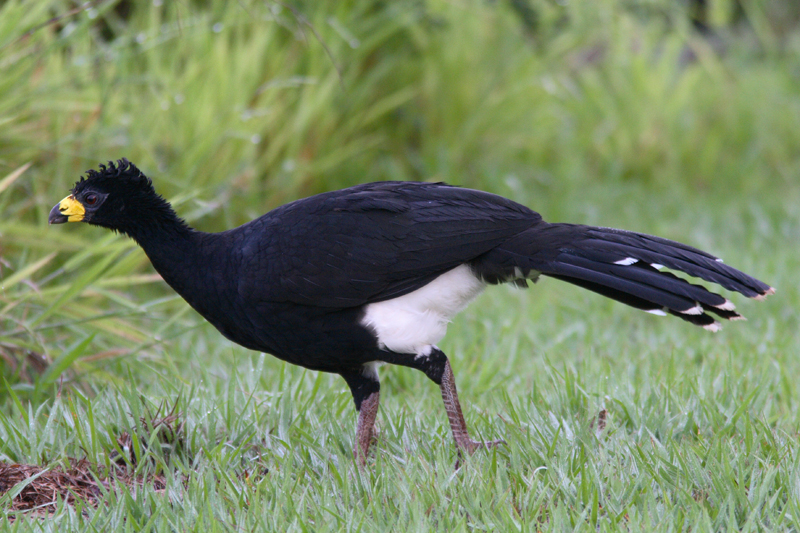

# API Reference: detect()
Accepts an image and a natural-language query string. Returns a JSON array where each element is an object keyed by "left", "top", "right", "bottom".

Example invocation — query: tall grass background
[{"left": 1, "top": 0, "right": 799, "bottom": 530}]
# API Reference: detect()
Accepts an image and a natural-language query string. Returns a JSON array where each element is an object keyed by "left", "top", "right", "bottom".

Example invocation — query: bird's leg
[
  {"left": 355, "top": 390, "right": 380, "bottom": 465},
  {"left": 342, "top": 367, "right": 381, "bottom": 466},
  {"left": 440, "top": 359, "right": 505, "bottom": 454},
  {"left": 382, "top": 347, "right": 504, "bottom": 455}
]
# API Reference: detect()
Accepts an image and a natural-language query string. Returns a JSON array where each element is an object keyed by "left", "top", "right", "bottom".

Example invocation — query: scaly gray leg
[
  {"left": 381, "top": 348, "right": 505, "bottom": 455},
  {"left": 342, "top": 367, "right": 381, "bottom": 466},
  {"left": 440, "top": 360, "right": 505, "bottom": 454},
  {"left": 354, "top": 390, "right": 380, "bottom": 465}
]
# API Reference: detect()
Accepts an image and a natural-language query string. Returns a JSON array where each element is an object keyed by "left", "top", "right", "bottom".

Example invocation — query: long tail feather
[{"left": 471, "top": 223, "right": 774, "bottom": 330}]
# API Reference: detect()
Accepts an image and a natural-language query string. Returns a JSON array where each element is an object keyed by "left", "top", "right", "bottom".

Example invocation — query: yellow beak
[{"left": 48, "top": 195, "right": 85, "bottom": 224}]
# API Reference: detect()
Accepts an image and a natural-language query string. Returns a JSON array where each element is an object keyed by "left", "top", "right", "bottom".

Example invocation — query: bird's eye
[{"left": 85, "top": 194, "right": 98, "bottom": 206}]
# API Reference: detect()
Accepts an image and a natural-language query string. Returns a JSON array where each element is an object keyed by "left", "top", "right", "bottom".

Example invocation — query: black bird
[{"left": 49, "top": 160, "right": 773, "bottom": 463}]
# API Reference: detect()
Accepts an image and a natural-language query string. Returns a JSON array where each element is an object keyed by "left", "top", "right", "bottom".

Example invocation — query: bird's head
[{"left": 49, "top": 159, "right": 186, "bottom": 239}]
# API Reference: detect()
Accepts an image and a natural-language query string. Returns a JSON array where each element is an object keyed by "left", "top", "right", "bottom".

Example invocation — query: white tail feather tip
[
  {"left": 614, "top": 257, "right": 638, "bottom": 266},
  {"left": 714, "top": 299, "right": 736, "bottom": 311},
  {"left": 754, "top": 288, "right": 775, "bottom": 301},
  {"left": 703, "top": 322, "right": 722, "bottom": 332}
]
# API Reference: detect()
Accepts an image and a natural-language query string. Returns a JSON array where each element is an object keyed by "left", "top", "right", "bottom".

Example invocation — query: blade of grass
[
  {"left": 0, "top": 252, "right": 56, "bottom": 291},
  {"left": 0, "top": 162, "right": 31, "bottom": 194},
  {"left": 36, "top": 333, "right": 95, "bottom": 392},
  {"left": 29, "top": 247, "right": 124, "bottom": 327}
]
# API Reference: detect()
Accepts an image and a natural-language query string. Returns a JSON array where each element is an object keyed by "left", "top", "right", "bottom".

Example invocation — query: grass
[{"left": 1, "top": 0, "right": 799, "bottom": 530}]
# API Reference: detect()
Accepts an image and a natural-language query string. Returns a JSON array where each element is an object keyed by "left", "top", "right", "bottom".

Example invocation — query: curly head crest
[{"left": 75, "top": 158, "right": 153, "bottom": 191}]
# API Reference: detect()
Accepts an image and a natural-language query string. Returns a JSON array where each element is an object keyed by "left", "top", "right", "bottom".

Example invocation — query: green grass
[{"left": 1, "top": 0, "right": 800, "bottom": 530}]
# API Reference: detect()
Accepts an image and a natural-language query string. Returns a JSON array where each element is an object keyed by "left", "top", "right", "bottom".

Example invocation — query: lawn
[{"left": 1, "top": 0, "right": 799, "bottom": 530}]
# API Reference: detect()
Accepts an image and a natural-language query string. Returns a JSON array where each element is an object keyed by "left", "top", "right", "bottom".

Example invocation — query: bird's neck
[
  {"left": 120, "top": 198, "right": 193, "bottom": 247},
  {"left": 141, "top": 227, "right": 239, "bottom": 325},
  {"left": 122, "top": 205, "right": 224, "bottom": 305}
]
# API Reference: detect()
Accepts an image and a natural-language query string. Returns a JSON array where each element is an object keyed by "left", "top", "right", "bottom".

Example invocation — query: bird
[{"left": 49, "top": 159, "right": 773, "bottom": 464}]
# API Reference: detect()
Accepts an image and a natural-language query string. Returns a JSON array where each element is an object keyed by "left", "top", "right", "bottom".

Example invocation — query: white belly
[{"left": 360, "top": 264, "right": 485, "bottom": 354}]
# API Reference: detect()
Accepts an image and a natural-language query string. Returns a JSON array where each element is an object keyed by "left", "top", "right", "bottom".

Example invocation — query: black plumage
[{"left": 49, "top": 160, "right": 773, "bottom": 462}]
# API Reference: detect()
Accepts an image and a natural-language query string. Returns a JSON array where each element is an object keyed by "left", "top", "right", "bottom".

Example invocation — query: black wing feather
[{"left": 238, "top": 182, "right": 540, "bottom": 307}]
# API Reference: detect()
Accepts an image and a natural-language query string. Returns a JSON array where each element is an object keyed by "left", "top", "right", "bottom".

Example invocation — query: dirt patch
[
  {"left": 0, "top": 459, "right": 166, "bottom": 519},
  {"left": 1, "top": 408, "right": 181, "bottom": 519}
]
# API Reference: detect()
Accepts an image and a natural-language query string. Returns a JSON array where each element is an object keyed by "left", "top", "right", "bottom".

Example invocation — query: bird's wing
[{"left": 238, "top": 182, "right": 541, "bottom": 307}]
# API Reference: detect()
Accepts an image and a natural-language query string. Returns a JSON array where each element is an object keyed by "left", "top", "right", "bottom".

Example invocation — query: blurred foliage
[
  {"left": 0, "top": 0, "right": 798, "bottom": 394},
  {"left": 0, "top": 3, "right": 799, "bottom": 527}
]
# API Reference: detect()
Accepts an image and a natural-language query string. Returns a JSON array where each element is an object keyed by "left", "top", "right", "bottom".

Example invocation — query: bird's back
[{"left": 235, "top": 181, "right": 543, "bottom": 308}]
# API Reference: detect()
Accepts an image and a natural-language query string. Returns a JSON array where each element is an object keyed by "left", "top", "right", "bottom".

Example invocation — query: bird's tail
[{"left": 471, "top": 223, "right": 774, "bottom": 330}]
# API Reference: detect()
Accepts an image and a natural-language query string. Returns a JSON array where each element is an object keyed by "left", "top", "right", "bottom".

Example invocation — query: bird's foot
[
  {"left": 457, "top": 437, "right": 506, "bottom": 455},
  {"left": 453, "top": 437, "right": 506, "bottom": 469}
]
